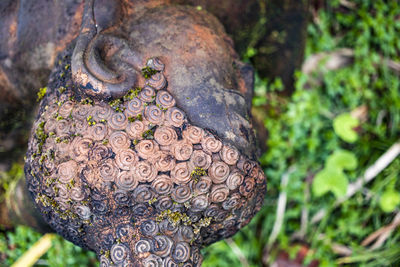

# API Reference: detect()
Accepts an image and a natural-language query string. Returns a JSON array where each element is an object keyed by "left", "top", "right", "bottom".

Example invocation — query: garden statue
[{"left": 23, "top": 0, "right": 266, "bottom": 266}]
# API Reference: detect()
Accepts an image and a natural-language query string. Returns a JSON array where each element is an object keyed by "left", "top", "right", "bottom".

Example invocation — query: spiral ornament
[
  {"left": 140, "top": 220, "right": 159, "bottom": 236},
  {"left": 152, "top": 175, "right": 173, "bottom": 195},
  {"left": 219, "top": 145, "right": 239, "bottom": 165},
  {"left": 58, "top": 160, "right": 78, "bottom": 183},
  {"left": 208, "top": 161, "right": 230, "bottom": 184},
  {"left": 156, "top": 90, "right": 175, "bottom": 109},
  {"left": 165, "top": 107, "right": 185, "bottom": 128},
  {"left": 139, "top": 85, "right": 156, "bottom": 102},
  {"left": 136, "top": 140, "right": 159, "bottom": 159},
  {"left": 108, "top": 112, "right": 128, "bottom": 130},
  {"left": 124, "top": 97, "right": 144, "bottom": 117},
  {"left": 116, "top": 171, "right": 138, "bottom": 191},
  {"left": 172, "top": 242, "right": 191, "bottom": 263},
  {"left": 146, "top": 72, "right": 166, "bottom": 90},
  {"left": 109, "top": 131, "right": 130, "bottom": 152},
  {"left": 154, "top": 126, "right": 177, "bottom": 146},
  {"left": 182, "top": 126, "right": 204, "bottom": 144},
  {"left": 144, "top": 105, "right": 164, "bottom": 125},
  {"left": 171, "top": 162, "right": 191, "bottom": 184},
  {"left": 110, "top": 243, "right": 128, "bottom": 264},
  {"left": 201, "top": 136, "right": 222, "bottom": 154},
  {"left": 115, "top": 149, "right": 139, "bottom": 170}
]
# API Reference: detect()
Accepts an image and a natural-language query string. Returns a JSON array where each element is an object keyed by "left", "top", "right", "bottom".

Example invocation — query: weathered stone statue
[{"left": 8, "top": 0, "right": 267, "bottom": 265}]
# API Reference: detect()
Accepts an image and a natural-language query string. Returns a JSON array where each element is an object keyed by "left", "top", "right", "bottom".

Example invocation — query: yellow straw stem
[{"left": 11, "top": 233, "right": 55, "bottom": 267}]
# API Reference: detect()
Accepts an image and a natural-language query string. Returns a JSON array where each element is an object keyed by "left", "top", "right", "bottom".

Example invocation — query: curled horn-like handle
[{"left": 71, "top": 0, "right": 139, "bottom": 100}]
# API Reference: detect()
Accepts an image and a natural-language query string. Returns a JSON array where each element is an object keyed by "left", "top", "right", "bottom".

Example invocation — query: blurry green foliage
[
  {"left": 333, "top": 113, "right": 359, "bottom": 143},
  {"left": 0, "top": 226, "right": 97, "bottom": 267},
  {"left": 312, "top": 150, "right": 357, "bottom": 198}
]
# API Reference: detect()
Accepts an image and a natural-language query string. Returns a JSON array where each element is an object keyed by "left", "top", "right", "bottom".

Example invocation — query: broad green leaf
[
  {"left": 312, "top": 167, "right": 348, "bottom": 198},
  {"left": 333, "top": 113, "right": 359, "bottom": 143},
  {"left": 326, "top": 149, "right": 358, "bottom": 170},
  {"left": 379, "top": 190, "right": 400, "bottom": 213}
]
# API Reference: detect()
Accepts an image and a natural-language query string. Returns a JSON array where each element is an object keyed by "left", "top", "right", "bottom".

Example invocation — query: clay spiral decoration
[
  {"left": 111, "top": 243, "right": 129, "bottom": 264},
  {"left": 115, "top": 149, "right": 139, "bottom": 170},
  {"left": 143, "top": 254, "right": 163, "bottom": 267},
  {"left": 44, "top": 118, "right": 57, "bottom": 133},
  {"left": 152, "top": 175, "right": 173, "bottom": 195},
  {"left": 89, "top": 143, "right": 110, "bottom": 161},
  {"left": 46, "top": 103, "right": 59, "bottom": 114},
  {"left": 116, "top": 171, "right": 138, "bottom": 191},
  {"left": 239, "top": 177, "right": 256, "bottom": 197},
  {"left": 92, "top": 104, "right": 113, "bottom": 121},
  {"left": 171, "top": 162, "right": 191, "bottom": 184},
  {"left": 136, "top": 140, "right": 160, "bottom": 159},
  {"left": 109, "top": 112, "right": 129, "bottom": 130},
  {"left": 140, "top": 220, "right": 159, "bottom": 236},
  {"left": 219, "top": 145, "right": 239, "bottom": 165},
  {"left": 190, "top": 195, "right": 208, "bottom": 212},
  {"left": 201, "top": 136, "right": 222, "bottom": 154},
  {"left": 154, "top": 235, "right": 173, "bottom": 257},
  {"left": 56, "top": 120, "right": 71, "bottom": 135},
  {"left": 144, "top": 105, "right": 164, "bottom": 125},
  {"left": 135, "top": 239, "right": 152, "bottom": 254},
  {"left": 73, "top": 119, "right": 88, "bottom": 135},
  {"left": 70, "top": 137, "right": 92, "bottom": 162},
  {"left": 88, "top": 123, "right": 108, "bottom": 141},
  {"left": 171, "top": 185, "right": 192, "bottom": 203},
  {"left": 152, "top": 151, "right": 176, "bottom": 172},
  {"left": 26, "top": 51, "right": 266, "bottom": 267},
  {"left": 172, "top": 141, "right": 193, "bottom": 161},
  {"left": 139, "top": 85, "right": 156, "bottom": 102},
  {"left": 99, "top": 158, "right": 119, "bottom": 182},
  {"left": 177, "top": 226, "right": 194, "bottom": 243},
  {"left": 146, "top": 57, "right": 165, "bottom": 71},
  {"left": 134, "top": 161, "right": 157, "bottom": 182},
  {"left": 72, "top": 105, "right": 90, "bottom": 121},
  {"left": 194, "top": 176, "right": 212, "bottom": 194},
  {"left": 55, "top": 183, "right": 69, "bottom": 199},
  {"left": 58, "top": 101, "right": 75, "bottom": 118},
  {"left": 57, "top": 160, "right": 78, "bottom": 183},
  {"left": 173, "top": 242, "right": 191, "bottom": 263},
  {"left": 154, "top": 126, "right": 178, "bottom": 146},
  {"left": 182, "top": 126, "right": 204, "bottom": 144},
  {"left": 156, "top": 90, "right": 176, "bottom": 109},
  {"left": 222, "top": 193, "right": 241, "bottom": 210},
  {"left": 189, "top": 150, "right": 212, "bottom": 170},
  {"left": 133, "top": 185, "right": 155, "bottom": 203},
  {"left": 159, "top": 219, "right": 178, "bottom": 236},
  {"left": 75, "top": 205, "right": 91, "bottom": 220},
  {"left": 70, "top": 187, "right": 86, "bottom": 201},
  {"left": 225, "top": 171, "right": 244, "bottom": 190},
  {"left": 210, "top": 184, "right": 229, "bottom": 203},
  {"left": 208, "top": 161, "right": 230, "bottom": 184},
  {"left": 109, "top": 131, "right": 131, "bottom": 151},
  {"left": 124, "top": 98, "right": 144, "bottom": 117},
  {"left": 165, "top": 107, "right": 185, "bottom": 128},
  {"left": 146, "top": 72, "right": 167, "bottom": 90},
  {"left": 126, "top": 120, "right": 146, "bottom": 140},
  {"left": 156, "top": 196, "right": 173, "bottom": 211},
  {"left": 114, "top": 190, "right": 130, "bottom": 205}
]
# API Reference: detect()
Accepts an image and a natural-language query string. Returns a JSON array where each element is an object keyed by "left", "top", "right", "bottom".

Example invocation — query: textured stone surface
[{"left": 25, "top": 2, "right": 266, "bottom": 266}]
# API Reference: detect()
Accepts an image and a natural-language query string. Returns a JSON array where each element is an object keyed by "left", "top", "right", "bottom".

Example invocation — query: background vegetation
[{"left": 1, "top": 0, "right": 400, "bottom": 266}]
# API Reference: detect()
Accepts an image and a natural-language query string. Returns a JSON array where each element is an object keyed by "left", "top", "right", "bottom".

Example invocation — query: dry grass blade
[
  {"left": 226, "top": 238, "right": 250, "bottom": 267},
  {"left": 11, "top": 233, "right": 55, "bottom": 267},
  {"left": 361, "top": 212, "right": 400, "bottom": 249}
]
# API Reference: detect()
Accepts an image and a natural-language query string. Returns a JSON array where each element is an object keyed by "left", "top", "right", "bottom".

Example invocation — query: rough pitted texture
[{"left": 25, "top": 54, "right": 266, "bottom": 266}]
